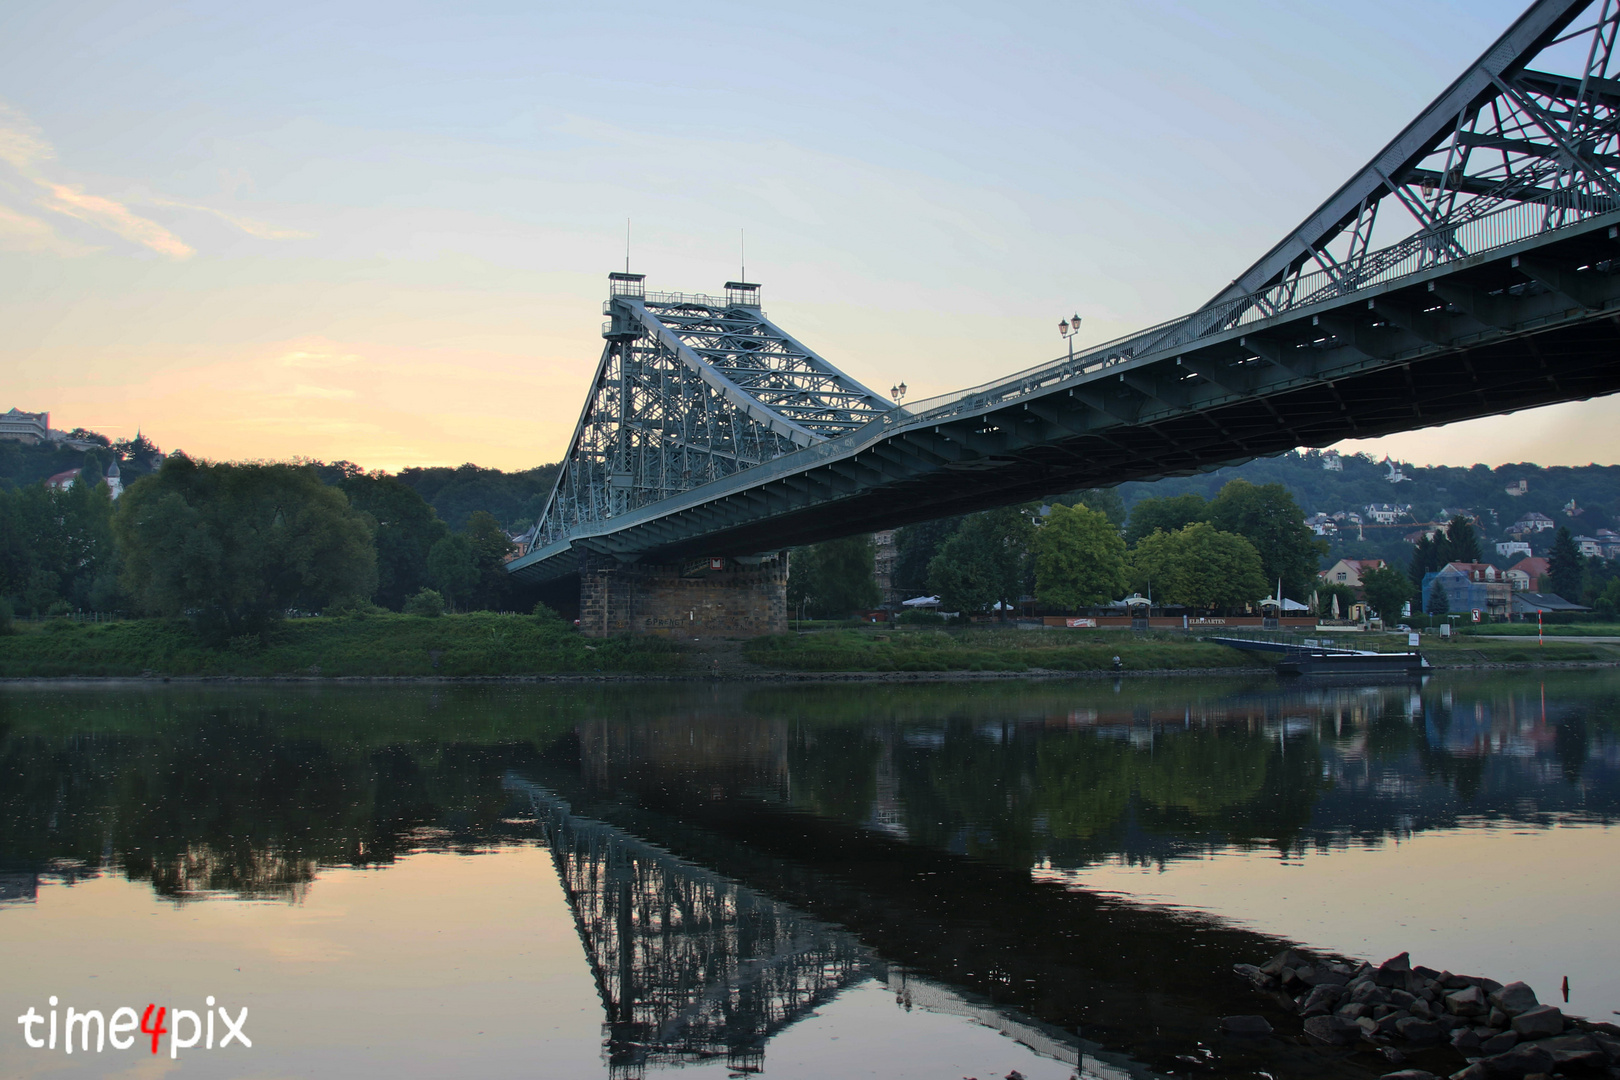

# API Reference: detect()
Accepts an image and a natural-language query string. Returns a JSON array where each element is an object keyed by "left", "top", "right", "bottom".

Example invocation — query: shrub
[
  {"left": 46, "top": 599, "right": 75, "bottom": 618},
  {"left": 532, "top": 601, "right": 567, "bottom": 625},
  {"left": 0, "top": 597, "right": 11, "bottom": 635},
  {"left": 404, "top": 589, "right": 445, "bottom": 618},
  {"left": 324, "top": 595, "right": 386, "bottom": 618},
  {"left": 896, "top": 609, "right": 947, "bottom": 626}
]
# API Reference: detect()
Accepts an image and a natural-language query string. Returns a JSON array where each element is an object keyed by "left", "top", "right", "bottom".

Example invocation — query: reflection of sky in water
[
  {"left": 0, "top": 848, "right": 1116, "bottom": 1080},
  {"left": 4, "top": 673, "right": 1620, "bottom": 1076},
  {"left": 1037, "top": 822, "right": 1620, "bottom": 1021}
]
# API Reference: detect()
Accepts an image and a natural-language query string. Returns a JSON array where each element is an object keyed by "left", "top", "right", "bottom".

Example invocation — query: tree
[
  {"left": 1427, "top": 577, "right": 1450, "bottom": 616},
  {"left": 1033, "top": 503, "right": 1129, "bottom": 609},
  {"left": 1360, "top": 566, "right": 1414, "bottom": 622},
  {"left": 1409, "top": 534, "right": 1439, "bottom": 587},
  {"left": 891, "top": 516, "right": 963, "bottom": 597},
  {"left": 340, "top": 474, "right": 449, "bottom": 609},
  {"left": 1316, "top": 582, "right": 1358, "bottom": 620},
  {"left": 1444, "top": 515, "right": 1481, "bottom": 563},
  {"left": 1128, "top": 523, "right": 1267, "bottom": 611},
  {"left": 403, "top": 588, "right": 444, "bottom": 617},
  {"left": 1125, "top": 493, "right": 1208, "bottom": 545},
  {"left": 1203, "top": 480, "right": 1327, "bottom": 599},
  {"left": 789, "top": 535, "right": 879, "bottom": 617},
  {"left": 1548, "top": 526, "right": 1583, "bottom": 599},
  {"left": 0, "top": 477, "right": 122, "bottom": 616},
  {"left": 463, "top": 510, "right": 515, "bottom": 610},
  {"left": 115, "top": 458, "right": 376, "bottom": 639},
  {"left": 394, "top": 461, "right": 560, "bottom": 530},
  {"left": 1055, "top": 488, "right": 1127, "bottom": 529},
  {"left": 928, "top": 507, "right": 1035, "bottom": 616},
  {"left": 426, "top": 533, "right": 479, "bottom": 611}
]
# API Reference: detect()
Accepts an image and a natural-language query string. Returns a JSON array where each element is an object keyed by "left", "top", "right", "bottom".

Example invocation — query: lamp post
[
  {"left": 1059, "top": 312, "right": 1082, "bottom": 360},
  {"left": 889, "top": 382, "right": 907, "bottom": 406}
]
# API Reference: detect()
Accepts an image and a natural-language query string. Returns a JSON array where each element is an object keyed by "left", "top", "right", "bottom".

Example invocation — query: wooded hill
[{"left": 1116, "top": 450, "right": 1620, "bottom": 569}]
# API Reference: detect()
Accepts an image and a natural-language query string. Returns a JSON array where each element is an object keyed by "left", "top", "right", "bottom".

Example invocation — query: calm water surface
[{"left": 1, "top": 672, "right": 1617, "bottom": 1079}]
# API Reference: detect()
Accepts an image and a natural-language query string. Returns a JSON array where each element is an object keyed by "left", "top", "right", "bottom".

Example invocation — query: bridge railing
[{"left": 644, "top": 290, "right": 731, "bottom": 307}]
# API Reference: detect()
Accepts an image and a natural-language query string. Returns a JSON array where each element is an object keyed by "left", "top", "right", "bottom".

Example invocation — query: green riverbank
[
  {"left": 0, "top": 613, "right": 683, "bottom": 678},
  {"left": 742, "top": 626, "right": 1620, "bottom": 672},
  {"left": 4, "top": 618, "right": 1618, "bottom": 679}
]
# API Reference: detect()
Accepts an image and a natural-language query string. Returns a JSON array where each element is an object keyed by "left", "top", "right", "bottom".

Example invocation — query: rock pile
[{"left": 1230, "top": 949, "right": 1620, "bottom": 1080}]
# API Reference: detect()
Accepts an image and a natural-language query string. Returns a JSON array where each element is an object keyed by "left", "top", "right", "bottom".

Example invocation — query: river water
[{"left": 1, "top": 672, "right": 1616, "bottom": 1079}]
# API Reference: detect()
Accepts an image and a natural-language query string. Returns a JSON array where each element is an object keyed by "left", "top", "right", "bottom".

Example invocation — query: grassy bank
[
  {"left": 742, "top": 627, "right": 1262, "bottom": 673},
  {"left": 743, "top": 626, "right": 1620, "bottom": 673},
  {"left": 5, "top": 618, "right": 1617, "bottom": 680},
  {"left": 0, "top": 613, "right": 685, "bottom": 678},
  {"left": 1458, "top": 621, "right": 1620, "bottom": 637}
]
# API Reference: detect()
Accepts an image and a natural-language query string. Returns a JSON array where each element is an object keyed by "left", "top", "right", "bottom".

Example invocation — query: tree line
[
  {"left": 793, "top": 480, "right": 1337, "bottom": 618},
  {"left": 0, "top": 455, "right": 534, "bottom": 636}
]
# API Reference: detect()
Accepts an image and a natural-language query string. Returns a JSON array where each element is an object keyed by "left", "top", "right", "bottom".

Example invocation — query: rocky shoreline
[{"left": 1228, "top": 950, "right": 1620, "bottom": 1079}]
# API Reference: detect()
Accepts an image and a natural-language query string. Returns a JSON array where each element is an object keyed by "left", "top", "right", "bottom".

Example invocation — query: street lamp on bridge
[
  {"left": 1059, "top": 313, "right": 1082, "bottom": 360},
  {"left": 890, "top": 382, "right": 907, "bottom": 406}
]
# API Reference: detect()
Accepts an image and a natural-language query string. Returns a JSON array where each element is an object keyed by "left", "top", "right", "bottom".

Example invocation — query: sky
[{"left": 2, "top": 0, "right": 1613, "bottom": 472}]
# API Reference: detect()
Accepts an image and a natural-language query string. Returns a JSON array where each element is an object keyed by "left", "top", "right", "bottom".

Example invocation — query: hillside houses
[
  {"left": 1511, "top": 511, "right": 1556, "bottom": 534},
  {"left": 1422, "top": 562, "right": 1512, "bottom": 620},
  {"left": 1320, "top": 558, "right": 1385, "bottom": 588}
]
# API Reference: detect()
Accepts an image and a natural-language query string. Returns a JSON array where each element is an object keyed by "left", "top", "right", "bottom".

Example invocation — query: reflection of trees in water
[
  {"left": 4, "top": 675, "right": 1618, "bottom": 903},
  {"left": 0, "top": 696, "right": 554, "bottom": 900},
  {"left": 874, "top": 718, "right": 1323, "bottom": 867},
  {"left": 765, "top": 680, "right": 1620, "bottom": 870}
]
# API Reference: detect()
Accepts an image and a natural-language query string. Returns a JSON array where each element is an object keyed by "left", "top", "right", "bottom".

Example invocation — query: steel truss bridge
[
  {"left": 511, "top": 0, "right": 1620, "bottom": 584},
  {"left": 505, "top": 777, "right": 1120, "bottom": 1078}
]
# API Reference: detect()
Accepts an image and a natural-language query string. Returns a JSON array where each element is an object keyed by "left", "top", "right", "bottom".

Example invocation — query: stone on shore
[
  {"left": 1445, "top": 985, "right": 1487, "bottom": 1017},
  {"left": 1220, "top": 1014, "right": 1273, "bottom": 1038},
  {"left": 1590, "top": 1030, "right": 1620, "bottom": 1063},
  {"left": 1508, "top": 1004, "right": 1563, "bottom": 1040},
  {"left": 1381, "top": 1071, "right": 1438, "bottom": 1080},
  {"left": 1478, "top": 1030, "right": 1518, "bottom": 1055},
  {"left": 1377, "top": 952, "right": 1413, "bottom": 988},
  {"left": 1260, "top": 949, "right": 1306, "bottom": 977},
  {"left": 1299, "top": 984, "right": 1343, "bottom": 1016},
  {"left": 1304, "top": 1014, "right": 1362, "bottom": 1046},
  {"left": 1533, "top": 1033, "right": 1606, "bottom": 1068},
  {"left": 1477, "top": 1042, "right": 1554, "bottom": 1077},
  {"left": 1488, "top": 982, "right": 1538, "bottom": 1017},
  {"left": 1394, "top": 1017, "right": 1442, "bottom": 1044},
  {"left": 1233, "top": 963, "right": 1274, "bottom": 989}
]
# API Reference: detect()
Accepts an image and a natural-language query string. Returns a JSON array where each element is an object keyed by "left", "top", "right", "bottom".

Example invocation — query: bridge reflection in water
[{"left": 508, "top": 777, "right": 1142, "bottom": 1080}]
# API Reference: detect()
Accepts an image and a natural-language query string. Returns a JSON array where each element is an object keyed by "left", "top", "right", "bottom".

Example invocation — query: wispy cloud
[
  {"left": 286, "top": 383, "right": 357, "bottom": 400},
  {"left": 36, "top": 180, "right": 194, "bottom": 259},
  {"left": 278, "top": 349, "right": 363, "bottom": 369},
  {"left": 152, "top": 197, "right": 315, "bottom": 240},
  {"left": 0, "top": 102, "right": 52, "bottom": 170},
  {"left": 0, "top": 99, "right": 193, "bottom": 259},
  {"left": 0, "top": 202, "right": 97, "bottom": 255}
]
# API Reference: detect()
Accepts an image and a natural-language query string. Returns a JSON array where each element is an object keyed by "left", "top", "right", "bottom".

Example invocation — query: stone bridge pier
[{"left": 578, "top": 552, "right": 788, "bottom": 638}]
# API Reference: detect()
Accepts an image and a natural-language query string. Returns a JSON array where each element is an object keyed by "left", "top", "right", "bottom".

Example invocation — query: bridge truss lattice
[{"left": 532, "top": 278, "right": 889, "bottom": 551}]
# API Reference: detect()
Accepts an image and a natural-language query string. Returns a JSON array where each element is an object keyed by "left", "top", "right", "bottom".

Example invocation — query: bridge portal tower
[{"left": 530, "top": 274, "right": 889, "bottom": 635}]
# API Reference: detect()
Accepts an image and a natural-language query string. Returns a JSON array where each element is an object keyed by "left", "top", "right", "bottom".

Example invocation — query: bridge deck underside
[{"left": 511, "top": 217, "right": 1620, "bottom": 584}]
